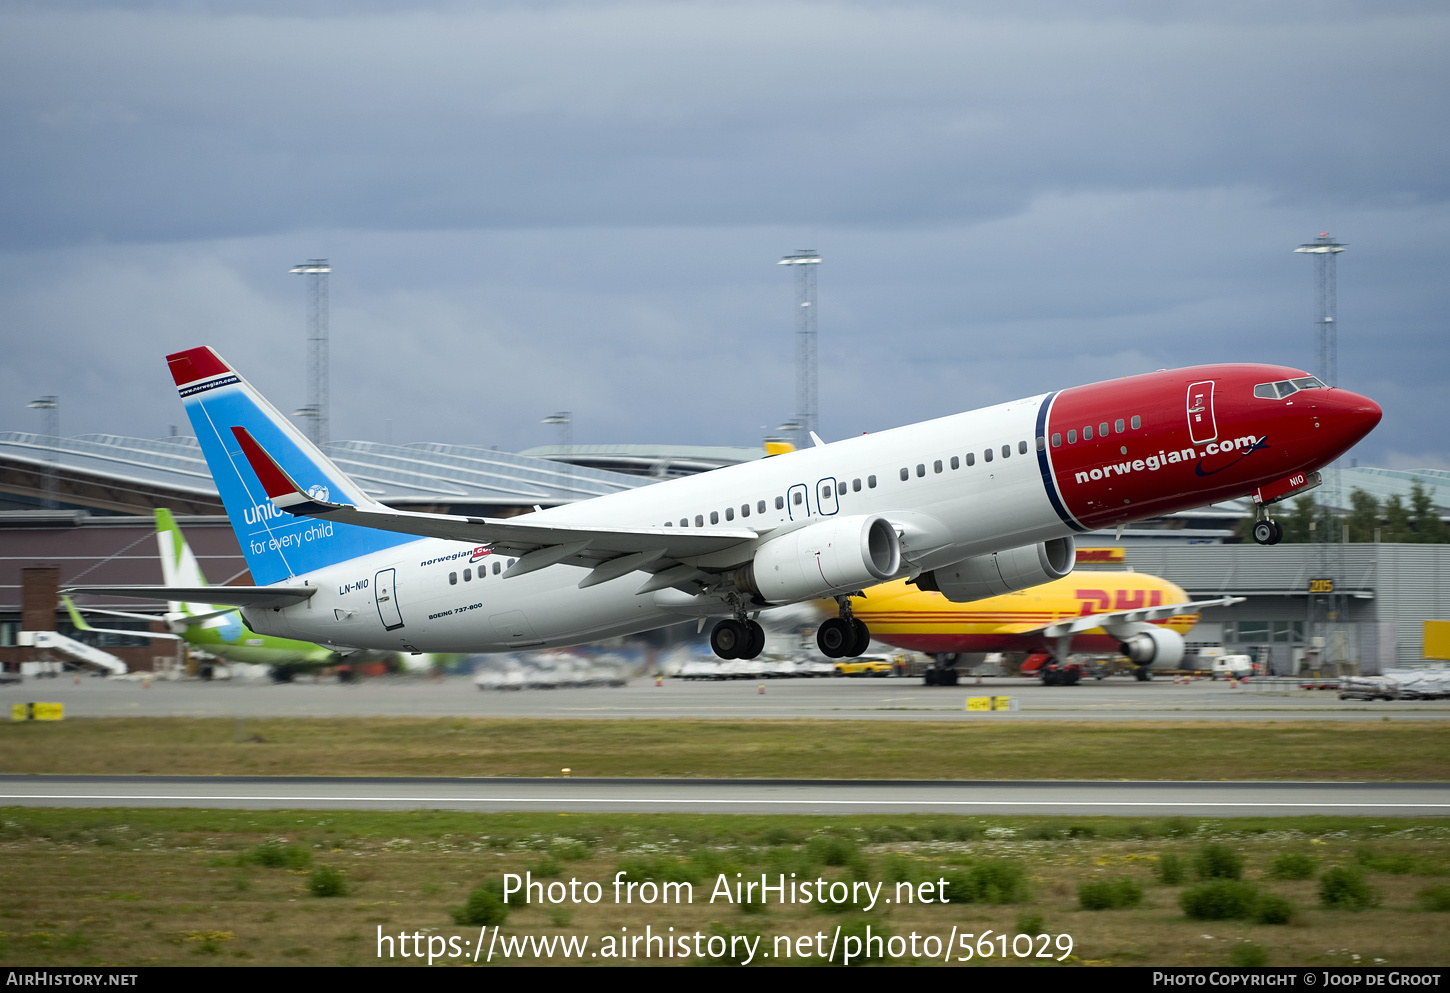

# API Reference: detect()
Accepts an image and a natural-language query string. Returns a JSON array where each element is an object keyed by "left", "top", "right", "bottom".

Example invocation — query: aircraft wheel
[
  {"left": 816, "top": 618, "right": 851, "bottom": 658},
  {"left": 846, "top": 619, "right": 871, "bottom": 657},
  {"left": 1252, "top": 520, "right": 1276, "bottom": 545},
  {"left": 942, "top": 668, "right": 959, "bottom": 686},
  {"left": 1063, "top": 670, "right": 1081, "bottom": 686},
  {"left": 1135, "top": 666, "right": 1152, "bottom": 681},
  {"left": 924, "top": 669, "right": 939, "bottom": 686},
  {"left": 269, "top": 665, "right": 295, "bottom": 683},
  {"left": 711, "top": 619, "right": 748, "bottom": 660},
  {"left": 738, "top": 620, "right": 766, "bottom": 661},
  {"left": 1270, "top": 520, "right": 1283, "bottom": 544}
]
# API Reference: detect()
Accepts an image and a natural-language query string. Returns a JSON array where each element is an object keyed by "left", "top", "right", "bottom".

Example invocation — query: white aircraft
[{"left": 70, "top": 348, "right": 1380, "bottom": 663}]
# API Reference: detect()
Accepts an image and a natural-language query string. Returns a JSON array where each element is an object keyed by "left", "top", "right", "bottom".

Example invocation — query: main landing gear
[
  {"left": 816, "top": 594, "right": 871, "bottom": 659},
  {"left": 710, "top": 617, "right": 766, "bottom": 660},
  {"left": 923, "top": 653, "right": 960, "bottom": 686},
  {"left": 1251, "top": 517, "right": 1284, "bottom": 546}
]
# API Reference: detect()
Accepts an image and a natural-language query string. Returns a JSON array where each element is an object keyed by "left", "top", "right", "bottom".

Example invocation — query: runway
[
  {"left": 4, "top": 775, "right": 1447, "bottom": 816},
  {"left": 10, "top": 673, "right": 1450, "bottom": 722}
]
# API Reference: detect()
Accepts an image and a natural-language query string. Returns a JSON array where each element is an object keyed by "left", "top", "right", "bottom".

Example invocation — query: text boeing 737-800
[{"left": 68, "top": 348, "right": 1380, "bottom": 662}]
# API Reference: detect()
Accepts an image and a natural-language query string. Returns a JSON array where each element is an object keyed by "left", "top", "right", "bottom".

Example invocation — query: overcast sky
[{"left": 1, "top": 1, "right": 1446, "bottom": 468}]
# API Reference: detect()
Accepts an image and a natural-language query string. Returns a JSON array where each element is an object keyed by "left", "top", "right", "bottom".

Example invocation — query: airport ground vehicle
[
  {"left": 833, "top": 656, "right": 893, "bottom": 677},
  {"left": 70, "top": 349, "right": 1380, "bottom": 663},
  {"left": 1211, "top": 654, "right": 1255, "bottom": 680}
]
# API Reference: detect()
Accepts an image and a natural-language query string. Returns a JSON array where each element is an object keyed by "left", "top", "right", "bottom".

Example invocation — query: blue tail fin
[{"left": 167, "top": 346, "right": 416, "bottom": 584}]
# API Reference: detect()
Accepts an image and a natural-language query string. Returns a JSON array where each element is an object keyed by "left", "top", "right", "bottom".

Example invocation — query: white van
[{"left": 1211, "top": 655, "right": 1254, "bottom": 680}]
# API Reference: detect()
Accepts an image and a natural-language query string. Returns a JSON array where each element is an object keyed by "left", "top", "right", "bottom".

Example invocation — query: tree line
[{"left": 1242, "top": 481, "right": 1449, "bottom": 543}]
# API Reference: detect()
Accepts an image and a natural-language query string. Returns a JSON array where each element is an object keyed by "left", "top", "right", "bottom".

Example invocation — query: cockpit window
[{"left": 1254, "top": 376, "right": 1327, "bottom": 400}]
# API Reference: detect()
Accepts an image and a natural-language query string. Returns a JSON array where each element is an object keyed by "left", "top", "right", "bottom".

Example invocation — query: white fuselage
[{"left": 242, "top": 396, "right": 1057, "bottom": 653}]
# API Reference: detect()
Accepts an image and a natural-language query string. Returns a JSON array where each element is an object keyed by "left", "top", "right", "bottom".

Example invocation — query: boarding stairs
[{"left": 16, "top": 630, "right": 127, "bottom": 675}]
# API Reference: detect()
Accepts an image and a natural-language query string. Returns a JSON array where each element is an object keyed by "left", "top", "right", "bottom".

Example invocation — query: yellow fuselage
[{"left": 837, "top": 572, "right": 1198, "bottom": 656}]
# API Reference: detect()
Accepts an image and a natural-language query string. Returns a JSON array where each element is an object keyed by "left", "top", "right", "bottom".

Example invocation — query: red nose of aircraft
[{"left": 1321, "top": 387, "right": 1383, "bottom": 458}]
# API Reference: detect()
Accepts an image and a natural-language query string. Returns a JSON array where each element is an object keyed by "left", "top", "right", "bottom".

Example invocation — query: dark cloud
[{"left": 0, "top": 2, "right": 1444, "bottom": 468}]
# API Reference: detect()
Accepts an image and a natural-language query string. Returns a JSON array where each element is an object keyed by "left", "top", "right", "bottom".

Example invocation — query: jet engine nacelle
[
  {"left": 915, "top": 537, "right": 1076, "bottom": 603},
  {"left": 1118, "top": 625, "right": 1185, "bottom": 668},
  {"left": 735, "top": 514, "right": 901, "bottom": 604}
]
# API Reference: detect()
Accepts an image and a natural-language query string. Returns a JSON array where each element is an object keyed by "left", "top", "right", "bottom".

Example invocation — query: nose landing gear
[{"left": 1251, "top": 517, "right": 1283, "bottom": 545}]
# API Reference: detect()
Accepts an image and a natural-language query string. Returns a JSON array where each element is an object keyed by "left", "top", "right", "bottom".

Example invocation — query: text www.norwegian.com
[{"left": 379, "top": 925, "right": 1073, "bottom": 965}]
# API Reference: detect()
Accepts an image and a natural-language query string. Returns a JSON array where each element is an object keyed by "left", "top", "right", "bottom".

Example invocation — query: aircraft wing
[
  {"left": 68, "top": 604, "right": 239, "bottom": 625},
  {"left": 1029, "top": 596, "right": 1244, "bottom": 638},
  {"left": 231, "top": 426, "right": 758, "bottom": 574},
  {"left": 61, "top": 595, "right": 183, "bottom": 640},
  {"left": 62, "top": 585, "right": 317, "bottom": 609}
]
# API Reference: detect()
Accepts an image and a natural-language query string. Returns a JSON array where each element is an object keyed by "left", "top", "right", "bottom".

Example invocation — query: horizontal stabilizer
[{"left": 64, "top": 585, "right": 317, "bottom": 609}]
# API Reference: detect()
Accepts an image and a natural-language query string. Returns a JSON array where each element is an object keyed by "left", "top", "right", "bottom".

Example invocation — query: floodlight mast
[
  {"left": 778, "top": 251, "right": 821, "bottom": 450},
  {"left": 1294, "top": 234, "right": 1345, "bottom": 387},
  {"left": 26, "top": 396, "right": 58, "bottom": 509},
  {"left": 290, "top": 259, "right": 331, "bottom": 447}
]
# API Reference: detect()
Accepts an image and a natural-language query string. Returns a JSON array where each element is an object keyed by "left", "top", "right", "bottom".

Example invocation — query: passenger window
[
  {"left": 774, "top": 496, "right": 784, "bottom": 510},
  {"left": 1130, "top": 415, "right": 1141, "bottom": 430},
  {"left": 759, "top": 500, "right": 768, "bottom": 513},
  {"left": 1083, "top": 425, "right": 1093, "bottom": 441},
  {"left": 1052, "top": 433, "right": 1061, "bottom": 447},
  {"left": 740, "top": 504, "right": 749, "bottom": 518},
  {"left": 725, "top": 507, "right": 734, "bottom": 521},
  {"left": 664, "top": 521, "right": 672, "bottom": 527},
  {"left": 965, "top": 453, "right": 975, "bottom": 466},
  {"left": 680, "top": 518, "right": 688, "bottom": 527},
  {"left": 852, "top": 478, "right": 861, "bottom": 492},
  {"left": 449, "top": 572, "right": 457, "bottom": 585},
  {"left": 950, "top": 456, "right": 959, "bottom": 469},
  {"left": 984, "top": 449, "right": 993, "bottom": 463},
  {"left": 1099, "top": 422, "right": 1109, "bottom": 437},
  {"left": 1001, "top": 445, "right": 1010, "bottom": 459},
  {"left": 837, "top": 481, "right": 846, "bottom": 496},
  {"left": 933, "top": 460, "right": 942, "bottom": 473},
  {"left": 493, "top": 562, "right": 501, "bottom": 575},
  {"left": 867, "top": 475, "right": 877, "bottom": 488},
  {"left": 793, "top": 491, "right": 803, "bottom": 505},
  {"left": 820, "top": 485, "right": 831, "bottom": 499},
  {"left": 900, "top": 468, "right": 909, "bottom": 481},
  {"left": 1067, "top": 429, "right": 1076, "bottom": 444},
  {"left": 710, "top": 511, "right": 719, "bottom": 525},
  {"left": 507, "top": 559, "right": 516, "bottom": 567},
  {"left": 916, "top": 464, "right": 926, "bottom": 477},
  {"left": 1020, "top": 440, "right": 1029, "bottom": 454},
  {"left": 1115, "top": 418, "right": 1125, "bottom": 434},
  {"left": 463, "top": 568, "right": 472, "bottom": 581},
  {"left": 695, "top": 515, "right": 704, "bottom": 527}
]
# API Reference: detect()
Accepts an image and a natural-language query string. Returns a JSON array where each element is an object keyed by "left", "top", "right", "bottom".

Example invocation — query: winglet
[
  {"left": 230, "top": 426, "right": 347, "bottom": 516},
  {"left": 61, "top": 595, "right": 95, "bottom": 631}
]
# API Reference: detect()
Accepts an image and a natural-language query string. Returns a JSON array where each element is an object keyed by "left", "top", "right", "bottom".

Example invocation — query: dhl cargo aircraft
[
  {"left": 69, "top": 349, "right": 1378, "bottom": 661},
  {"left": 837, "top": 571, "right": 1241, "bottom": 685}
]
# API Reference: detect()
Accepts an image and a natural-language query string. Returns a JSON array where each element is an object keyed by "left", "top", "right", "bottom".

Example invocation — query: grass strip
[
  {"left": 1, "top": 808, "right": 1447, "bottom": 967},
  {"left": 3, "top": 717, "right": 1449, "bottom": 781}
]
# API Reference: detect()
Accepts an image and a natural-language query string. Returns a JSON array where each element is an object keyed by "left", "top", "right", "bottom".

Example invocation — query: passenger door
[
  {"left": 374, "top": 568, "right": 404, "bottom": 631},
  {"left": 816, "top": 477, "right": 839, "bottom": 516},
  {"left": 787, "top": 483, "right": 811, "bottom": 521},
  {"left": 1186, "top": 381, "right": 1218, "bottom": 444}
]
